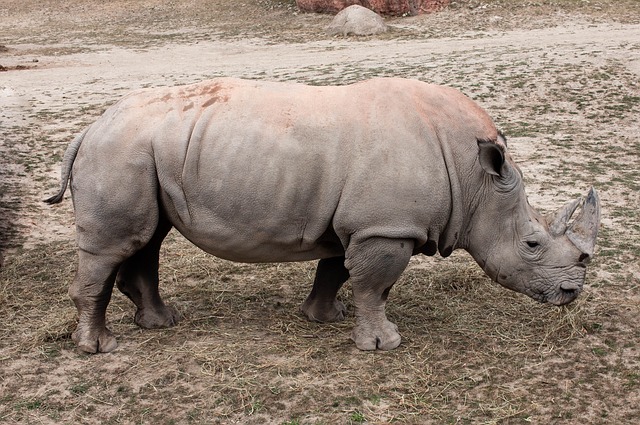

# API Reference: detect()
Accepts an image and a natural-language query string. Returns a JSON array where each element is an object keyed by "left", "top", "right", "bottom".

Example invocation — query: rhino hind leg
[
  {"left": 116, "top": 217, "right": 181, "bottom": 329},
  {"left": 69, "top": 250, "right": 121, "bottom": 353},
  {"left": 300, "top": 256, "right": 349, "bottom": 322},
  {"left": 345, "top": 237, "right": 413, "bottom": 351}
]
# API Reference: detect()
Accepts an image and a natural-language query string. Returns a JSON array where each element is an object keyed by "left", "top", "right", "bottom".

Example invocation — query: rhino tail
[{"left": 43, "top": 128, "right": 89, "bottom": 204}]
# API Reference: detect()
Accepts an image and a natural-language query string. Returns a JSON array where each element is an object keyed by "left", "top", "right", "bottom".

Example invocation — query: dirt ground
[{"left": 1, "top": 0, "right": 639, "bottom": 423}]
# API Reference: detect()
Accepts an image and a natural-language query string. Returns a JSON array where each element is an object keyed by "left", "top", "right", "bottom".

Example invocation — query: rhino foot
[
  {"left": 134, "top": 304, "right": 181, "bottom": 329},
  {"left": 351, "top": 319, "right": 401, "bottom": 351},
  {"left": 300, "top": 298, "right": 347, "bottom": 322},
  {"left": 72, "top": 326, "right": 118, "bottom": 354}
]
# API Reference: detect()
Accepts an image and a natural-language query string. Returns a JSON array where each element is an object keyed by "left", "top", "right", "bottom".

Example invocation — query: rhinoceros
[{"left": 45, "top": 77, "right": 600, "bottom": 353}]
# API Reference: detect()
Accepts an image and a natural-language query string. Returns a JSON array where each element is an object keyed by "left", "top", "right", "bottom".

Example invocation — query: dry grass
[{"left": 0, "top": 235, "right": 622, "bottom": 424}]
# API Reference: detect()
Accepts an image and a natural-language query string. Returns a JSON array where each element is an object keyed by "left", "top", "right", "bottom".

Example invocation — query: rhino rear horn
[
  {"left": 548, "top": 198, "right": 581, "bottom": 237},
  {"left": 566, "top": 188, "right": 601, "bottom": 257}
]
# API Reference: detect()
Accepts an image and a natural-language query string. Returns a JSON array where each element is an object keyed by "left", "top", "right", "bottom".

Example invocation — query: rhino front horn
[{"left": 566, "top": 187, "right": 601, "bottom": 257}]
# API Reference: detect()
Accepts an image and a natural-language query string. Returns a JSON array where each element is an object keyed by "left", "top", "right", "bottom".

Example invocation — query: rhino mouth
[{"left": 535, "top": 284, "right": 582, "bottom": 306}]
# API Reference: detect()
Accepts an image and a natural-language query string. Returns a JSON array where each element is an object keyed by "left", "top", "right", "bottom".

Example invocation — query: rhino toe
[
  {"left": 351, "top": 319, "right": 401, "bottom": 351},
  {"left": 134, "top": 304, "right": 181, "bottom": 329},
  {"left": 72, "top": 327, "right": 118, "bottom": 354},
  {"left": 301, "top": 299, "right": 347, "bottom": 323}
]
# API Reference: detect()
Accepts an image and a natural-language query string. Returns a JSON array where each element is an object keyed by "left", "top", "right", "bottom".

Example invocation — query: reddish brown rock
[{"left": 296, "top": 0, "right": 449, "bottom": 16}]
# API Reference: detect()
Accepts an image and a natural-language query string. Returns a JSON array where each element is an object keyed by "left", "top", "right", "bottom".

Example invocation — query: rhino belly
[
  {"left": 160, "top": 183, "right": 345, "bottom": 263},
  {"left": 156, "top": 111, "right": 347, "bottom": 263},
  {"left": 172, "top": 211, "right": 345, "bottom": 263}
]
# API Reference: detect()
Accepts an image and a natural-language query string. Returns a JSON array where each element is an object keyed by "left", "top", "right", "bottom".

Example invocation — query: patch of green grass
[
  {"left": 247, "top": 398, "right": 264, "bottom": 415},
  {"left": 349, "top": 410, "right": 366, "bottom": 423},
  {"left": 16, "top": 399, "right": 44, "bottom": 411},
  {"left": 625, "top": 373, "right": 640, "bottom": 389},
  {"left": 69, "top": 382, "right": 91, "bottom": 395}
]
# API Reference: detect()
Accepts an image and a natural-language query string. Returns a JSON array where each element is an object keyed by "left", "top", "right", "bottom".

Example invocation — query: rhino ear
[{"left": 478, "top": 140, "right": 505, "bottom": 177}]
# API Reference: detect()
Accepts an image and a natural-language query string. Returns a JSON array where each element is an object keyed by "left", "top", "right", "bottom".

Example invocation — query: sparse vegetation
[{"left": 1, "top": 0, "right": 639, "bottom": 424}]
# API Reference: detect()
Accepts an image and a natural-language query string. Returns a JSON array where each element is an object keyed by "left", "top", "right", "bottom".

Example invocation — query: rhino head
[{"left": 466, "top": 139, "right": 601, "bottom": 306}]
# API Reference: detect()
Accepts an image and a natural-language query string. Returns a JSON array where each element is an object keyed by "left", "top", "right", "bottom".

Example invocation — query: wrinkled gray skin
[{"left": 45, "top": 78, "right": 600, "bottom": 353}]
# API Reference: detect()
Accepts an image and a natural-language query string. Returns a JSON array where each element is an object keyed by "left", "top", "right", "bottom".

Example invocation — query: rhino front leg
[
  {"left": 300, "top": 256, "right": 349, "bottom": 322},
  {"left": 69, "top": 250, "right": 120, "bottom": 353},
  {"left": 115, "top": 219, "right": 180, "bottom": 329},
  {"left": 346, "top": 237, "right": 413, "bottom": 351}
]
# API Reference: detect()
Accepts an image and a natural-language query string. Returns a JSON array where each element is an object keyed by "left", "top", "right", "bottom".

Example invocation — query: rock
[
  {"left": 297, "top": 0, "right": 450, "bottom": 16},
  {"left": 326, "top": 5, "right": 387, "bottom": 36}
]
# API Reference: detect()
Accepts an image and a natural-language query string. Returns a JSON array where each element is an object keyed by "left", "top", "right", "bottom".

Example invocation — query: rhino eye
[{"left": 526, "top": 241, "right": 540, "bottom": 248}]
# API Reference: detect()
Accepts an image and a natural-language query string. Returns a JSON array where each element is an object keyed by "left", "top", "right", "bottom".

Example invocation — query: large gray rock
[
  {"left": 298, "top": 0, "right": 450, "bottom": 16},
  {"left": 326, "top": 5, "right": 388, "bottom": 36}
]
